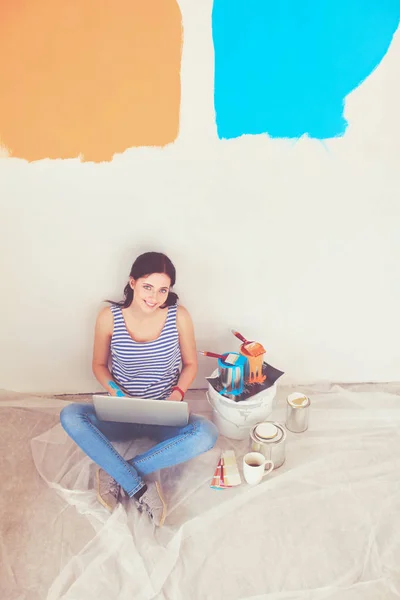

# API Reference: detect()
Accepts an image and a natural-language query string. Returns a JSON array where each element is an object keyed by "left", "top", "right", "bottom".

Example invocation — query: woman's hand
[{"left": 167, "top": 389, "right": 183, "bottom": 402}]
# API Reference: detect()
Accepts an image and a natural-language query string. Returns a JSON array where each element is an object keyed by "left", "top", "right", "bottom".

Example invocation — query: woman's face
[{"left": 130, "top": 272, "right": 171, "bottom": 313}]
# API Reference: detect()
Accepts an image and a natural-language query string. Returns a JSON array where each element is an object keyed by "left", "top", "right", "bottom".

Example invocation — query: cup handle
[{"left": 262, "top": 460, "right": 274, "bottom": 477}]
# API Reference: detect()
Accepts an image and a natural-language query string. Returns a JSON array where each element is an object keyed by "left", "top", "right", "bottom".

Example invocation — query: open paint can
[
  {"left": 217, "top": 353, "right": 247, "bottom": 397},
  {"left": 285, "top": 393, "right": 310, "bottom": 433},
  {"left": 249, "top": 422, "right": 286, "bottom": 469}
]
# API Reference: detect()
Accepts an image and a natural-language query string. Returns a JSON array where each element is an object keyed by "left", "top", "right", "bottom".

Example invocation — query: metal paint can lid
[
  {"left": 255, "top": 422, "right": 279, "bottom": 440},
  {"left": 287, "top": 393, "right": 310, "bottom": 408},
  {"left": 251, "top": 422, "right": 286, "bottom": 445}
]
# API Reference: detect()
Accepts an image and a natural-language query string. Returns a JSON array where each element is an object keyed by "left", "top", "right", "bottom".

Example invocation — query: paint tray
[{"left": 207, "top": 361, "right": 284, "bottom": 403}]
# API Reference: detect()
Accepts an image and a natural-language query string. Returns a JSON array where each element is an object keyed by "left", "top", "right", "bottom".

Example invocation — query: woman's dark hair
[{"left": 107, "top": 252, "right": 178, "bottom": 309}]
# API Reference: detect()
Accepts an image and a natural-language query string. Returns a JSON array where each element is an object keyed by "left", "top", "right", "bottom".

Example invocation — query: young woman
[{"left": 60, "top": 252, "right": 218, "bottom": 527}]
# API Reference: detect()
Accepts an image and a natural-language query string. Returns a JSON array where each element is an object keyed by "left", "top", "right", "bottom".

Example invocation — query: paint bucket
[
  {"left": 218, "top": 353, "right": 247, "bottom": 397},
  {"left": 285, "top": 393, "right": 310, "bottom": 433},
  {"left": 249, "top": 422, "right": 287, "bottom": 469},
  {"left": 240, "top": 346, "right": 266, "bottom": 384},
  {"left": 207, "top": 369, "right": 277, "bottom": 440}
]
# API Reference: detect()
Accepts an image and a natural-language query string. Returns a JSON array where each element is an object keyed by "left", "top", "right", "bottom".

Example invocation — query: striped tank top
[{"left": 109, "top": 303, "right": 181, "bottom": 400}]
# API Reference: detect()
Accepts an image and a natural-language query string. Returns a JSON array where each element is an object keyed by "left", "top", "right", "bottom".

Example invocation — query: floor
[{"left": 2, "top": 383, "right": 400, "bottom": 600}]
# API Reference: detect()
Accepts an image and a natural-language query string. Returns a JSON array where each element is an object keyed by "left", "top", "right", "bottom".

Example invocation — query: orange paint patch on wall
[{"left": 0, "top": 1, "right": 182, "bottom": 162}]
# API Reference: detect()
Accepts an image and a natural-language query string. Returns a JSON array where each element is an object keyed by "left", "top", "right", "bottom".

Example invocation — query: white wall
[{"left": 1, "top": 2, "right": 399, "bottom": 394}]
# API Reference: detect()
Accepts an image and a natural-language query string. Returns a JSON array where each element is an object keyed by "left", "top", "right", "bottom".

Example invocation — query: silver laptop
[{"left": 93, "top": 394, "right": 189, "bottom": 427}]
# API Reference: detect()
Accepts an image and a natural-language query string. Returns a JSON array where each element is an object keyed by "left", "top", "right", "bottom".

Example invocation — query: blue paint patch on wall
[{"left": 212, "top": 1, "right": 400, "bottom": 140}]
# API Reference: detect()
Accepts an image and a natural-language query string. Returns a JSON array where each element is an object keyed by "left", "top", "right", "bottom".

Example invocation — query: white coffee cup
[{"left": 243, "top": 452, "right": 274, "bottom": 485}]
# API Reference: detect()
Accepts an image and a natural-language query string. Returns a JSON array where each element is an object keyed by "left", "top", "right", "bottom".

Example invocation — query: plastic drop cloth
[{"left": 2, "top": 384, "right": 400, "bottom": 600}]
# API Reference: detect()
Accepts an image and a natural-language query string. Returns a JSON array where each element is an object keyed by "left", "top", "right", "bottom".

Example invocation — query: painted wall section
[
  {"left": 0, "top": 0, "right": 182, "bottom": 162},
  {"left": 213, "top": 0, "right": 400, "bottom": 140}
]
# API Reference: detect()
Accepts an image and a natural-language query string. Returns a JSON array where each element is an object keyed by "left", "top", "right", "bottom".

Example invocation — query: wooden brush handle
[
  {"left": 199, "top": 351, "right": 225, "bottom": 360},
  {"left": 231, "top": 330, "right": 248, "bottom": 344}
]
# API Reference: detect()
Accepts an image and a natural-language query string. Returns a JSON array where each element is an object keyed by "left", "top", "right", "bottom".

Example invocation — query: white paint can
[{"left": 207, "top": 370, "right": 277, "bottom": 440}]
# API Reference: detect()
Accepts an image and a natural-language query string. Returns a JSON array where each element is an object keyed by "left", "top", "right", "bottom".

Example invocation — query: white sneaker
[
  {"left": 96, "top": 467, "right": 120, "bottom": 512},
  {"left": 136, "top": 481, "right": 167, "bottom": 527}
]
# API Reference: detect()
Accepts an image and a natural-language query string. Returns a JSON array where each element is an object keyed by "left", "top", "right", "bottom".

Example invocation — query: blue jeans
[{"left": 60, "top": 403, "right": 219, "bottom": 497}]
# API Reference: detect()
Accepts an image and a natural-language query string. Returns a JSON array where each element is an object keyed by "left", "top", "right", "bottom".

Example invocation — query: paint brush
[
  {"left": 199, "top": 351, "right": 240, "bottom": 366},
  {"left": 231, "top": 330, "right": 265, "bottom": 357},
  {"left": 198, "top": 351, "right": 226, "bottom": 360}
]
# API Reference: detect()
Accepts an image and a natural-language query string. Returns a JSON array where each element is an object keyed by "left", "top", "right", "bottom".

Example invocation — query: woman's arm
[
  {"left": 168, "top": 306, "right": 198, "bottom": 401},
  {"left": 92, "top": 307, "right": 123, "bottom": 396}
]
